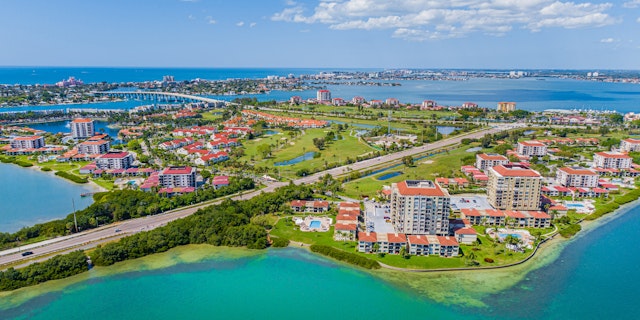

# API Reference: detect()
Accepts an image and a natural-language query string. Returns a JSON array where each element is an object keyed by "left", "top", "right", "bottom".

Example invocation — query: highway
[{"left": 0, "top": 123, "right": 522, "bottom": 269}]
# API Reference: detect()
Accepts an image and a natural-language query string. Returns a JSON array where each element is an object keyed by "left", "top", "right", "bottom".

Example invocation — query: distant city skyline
[{"left": 1, "top": 0, "right": 639, "bottom": 69}]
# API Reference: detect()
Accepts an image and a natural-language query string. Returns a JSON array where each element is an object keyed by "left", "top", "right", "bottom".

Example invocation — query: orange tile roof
[
  {"left": 395, "top": 180, "right": 447, "bottom": 197},
  {"left": 492, "top": 165, "right": 541, "bottom": 178}
]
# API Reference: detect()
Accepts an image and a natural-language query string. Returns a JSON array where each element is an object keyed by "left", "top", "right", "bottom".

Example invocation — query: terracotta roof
[
  {"left": 519, "top": 140, "right": 546, "bottom": 147},
  {"left": 334, "top": 223, "right": 357, "bottom": 231},
  {"left": 528, "top": 211, "right": 551, "bottom": 219},
  {"left": 595, "top": 152, "right": 632, "bottom": 159},
  {"left": 454, "top": 227, "right": 477, "bottom": 235},
  {"left": 408, "top": 235, "right": 430, "bottom": 245},
  {"left": 477, "top": 153, "right": 508, "bottom": 161},
  {"left": 437, "top": 236, "right": 459, "bottom": 246},
  {"left": 558, "top": 167, "right": 598, "bottom": 175},
  {"left": 491, "top": 165, "right": 541, "bottom": 178},
  {"left": 394, "top": 180, "right": 447, "bottom": 197},
  {"left": 98, "top": 152, "right": 130, "bottom": 159},
  {"left": 71, "top": 118, "right": 93, "bottom": 123},
  {"left": 162, "top": 167, "right": 194, "bottom": 175},
  {"left": 460, "top": 208, "right": 482, "bottom": 217},
  {"left": 504, "top": 210, "right": 527, "bottom": 219},
  {"left": 386, "top": 233, "right": 407, "bottom": 243},
  {"left": 358, "top": 232, "right": 377, "bottom": 242}
]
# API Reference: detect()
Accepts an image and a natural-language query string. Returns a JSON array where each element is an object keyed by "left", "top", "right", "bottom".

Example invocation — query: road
[{"left": 0, "top": 123, "right": 522, "bottom": 269}]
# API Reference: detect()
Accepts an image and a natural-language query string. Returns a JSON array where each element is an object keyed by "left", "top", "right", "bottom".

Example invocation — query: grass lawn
[
  {"left": 340, "top": 143, "right": 484, "bottom": 198},
  {"left": 200, "top": 110, "right": 224, "bottom": 121},
  {"left": 243, "top": 128, "right": 375, "bottom": 178},
  {"left": 275, "top": 104, "right": 459, "bottom": 120},
  {"left": 270, "top": 216, "right": 531, "bottom": 269}
]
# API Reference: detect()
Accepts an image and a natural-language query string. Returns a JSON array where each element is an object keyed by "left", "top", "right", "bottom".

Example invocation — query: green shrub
[
  {"left": 40, "top": 167, "right": 52, "bottom": 172},
  {"left": 271, "top": 237, "right": 290, "bottom": 248},
  {"left": 559, "top": 224, "right": 582, "bottom": 238},
  {"left": 309, "top": 245, "right": 380, "bottom": 269},
  {"left": 55, "top": 171, "right": 88, "bottom": 184}
]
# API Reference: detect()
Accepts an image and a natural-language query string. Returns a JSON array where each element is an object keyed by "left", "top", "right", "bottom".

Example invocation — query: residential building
[
  {"left": 317, "top": 89, "right": 331, "bottom": 102},
  {"left": 406, "top": 235, "right": 459, "bottom": 257},
  {"left": 352, "top": 96, "right": 365, "bottom": 104},
  {"left": 390, "top": 180, "right": 451, "bottom": 235},
  {"left": 159, "top": 166, "right": 196, "bottom": 188},
  {"left": 454, "top": 228, "right": 478, "bottom": 245},
  {"left": 517, "top": 141, "right": 547, "bottom": 157},
  {"left": 289, "top": 200, "right": 330, "bottom": 213},
  {"left": 497, "top": 102, "right": 516, "bottom": 112},
  {"left": 620, "top": 138, "right": 640, "bottom": 152},
  {"left": 385, "top": 98, "right": 399, "bottom": 106},
  {"left": 421, "top": 100, "right": 436, "bottom": 109},
  {"left": 460, "top": 208, "right": 551, "bottom": 228},
  {"left": 556, "top": 166, "right": 599, "bottom": 188},
  {"left": 332, "top": 97, "right": 345, "bottom": 106},
  {"left": 357, "top": 232, "right": 377, "bottom": 253},
  {"left": 10, "top": 136, "right": 45, "bottom": 149},
  {"left": 593, "top": 151, "right": 633, "bottom": 169},
  {"left": 70, "top": 118, "right": 95, "bottom": 139},
  {"left": 476, "top": 153, "right": 509, "bottom": 171},
  {"left": 461, "top": 102, "right": 478, "bottom": 109},
  {"left": 290, "top": 96, "right": 302, "bottom": 104},
  {"left": 95, "top": 152, "right": 134, "bottom": 170},
  {"left": 487, "top": 164, "right": 542, "bottom": 211},
  {"left": 77, "top": 140, "right": 110, "bottom": 155},
  {"left": 376, "top": 233, "right": 407, "bottom": 254}
]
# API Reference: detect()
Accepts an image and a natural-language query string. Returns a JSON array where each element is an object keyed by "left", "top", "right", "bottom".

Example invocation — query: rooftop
[{"left": 394, "top": 180, "right": 448, "bottom": 197}]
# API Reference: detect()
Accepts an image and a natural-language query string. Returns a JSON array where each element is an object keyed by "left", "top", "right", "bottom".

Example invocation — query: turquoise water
[
  {"left": 274, "top": 152, "right": 317, "bottom": 166},
  {"left": 0, "top": 163, "right": 96, "bottom": 232},
  {"left": 309, "top": 220, "right": 321, "bottom": 229},
  {"left": 565, "top": 203, "right": 585, "bottom": 208},
  {"left": 23, "top": 120, "right": 120, "bottom": 139},
  {"left": 1, "top": 203, "right": 640, "bottom": 319},
  {"left": 498, "top": 233, "right": 522, "bottom": 239}
]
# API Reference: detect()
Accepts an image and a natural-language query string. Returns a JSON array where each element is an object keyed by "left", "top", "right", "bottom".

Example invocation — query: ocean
[{"left": 1, "top": 202, "right": 639, "bottom": 319}]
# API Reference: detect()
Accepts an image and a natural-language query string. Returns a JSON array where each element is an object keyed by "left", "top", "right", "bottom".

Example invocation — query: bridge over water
[{"left": 95, "top": 91, "right": 232, "bottom": 107}]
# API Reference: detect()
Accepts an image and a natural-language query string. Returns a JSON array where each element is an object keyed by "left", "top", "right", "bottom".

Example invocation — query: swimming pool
[
  {"left": 565, "top": 203, "right": 585, "bottom": 208},
  {"left": 309, "top": 220, "right": 322, "bottom": 229},
  {"left": 498, "top": 233, "right": 521, "bottom": 239}
]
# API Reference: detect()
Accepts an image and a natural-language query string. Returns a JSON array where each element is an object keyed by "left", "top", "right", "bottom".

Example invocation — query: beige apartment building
[
  {"left": 487, "top": 164, "right": 542, "bottom": 211},
  {"left": 390, "top": 180, "right": 451, "bottom": 236}
]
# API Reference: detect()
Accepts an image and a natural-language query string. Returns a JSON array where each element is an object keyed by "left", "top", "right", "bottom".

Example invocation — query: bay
[
  {"left": 0, "top": 163, "right": 97, "bottom": 232},
  {"left": 1, "top": 202, "right": 639, "bottom": 319}
]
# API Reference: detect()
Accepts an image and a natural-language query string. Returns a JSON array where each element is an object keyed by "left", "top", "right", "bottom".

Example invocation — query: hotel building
[
  {"left": 159, "top": 166, "right": 196, "bottom": 188},
  {"left": 390, "top": 180, "right": 451, "bottom": 236},
  {"left": 71, "top": 118, "right": 95, "bottom": 139},
  {"left": 556, "top": 166, "right": 599, "bottom": 188},
  {"left": 487, "top": 164, "right": 542, "bottom": 211}
]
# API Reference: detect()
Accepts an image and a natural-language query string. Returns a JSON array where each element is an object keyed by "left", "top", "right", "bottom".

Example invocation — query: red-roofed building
[
  {"left": 10, "top": 136, "right": 45, "bottom": 149},
  {"left": 377, "top": 233, "right": 407, "bottom": 254},
  {"left": 391, "top": 180, "right": 450, "bottom": 235},
  {"left": 620, "top": 138, "right": 640, "bottom": 152},
  {"left": 437, "top": 236, "right": 460, "bottom": 257},
  {"left": 289, "top": 200, "right": 330, "bottom": 213},
  {"left": 488, "top": 164, "right": 542, "bottom": 211},
  {"left": 334, "top": 223, "right": 357, "bottom": 239},
  {"left": 556, "top": 166, "right": 599, "bottom": 188},
  {"left": 212, "top": 175, "right": 229, "bottom": 189},
  {"left": 517, "top": 141, "right": 547, "bottom": 157},
  {"left": 159, "top": 166, "right": 196, "bottom": 188},
  {"left": 77, "top": 140, "right": 110, "bottom": 155},
  {"left": 95, "top": 152, "right": 134, "bottom": 169},
  {"left": 454, "top": 228, "right": 477, "bottom": 245},
  {"left": 70, "top": 118, "right": 94, "bottom": 139},
  {"left": 476, "top": 153, "right": 509, "bottom": 171},
  {"left": 594, "top": 152, "right": 632, "bottom": 169},
  {"left": 357, "top": 232, "right": 377, "bottom": 253}
]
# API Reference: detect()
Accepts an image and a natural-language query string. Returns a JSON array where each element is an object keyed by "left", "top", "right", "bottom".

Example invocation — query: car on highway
[
  {"left": 21, "top": 251, "right": 33, "bottom": 257},
  {"left": 115, "top": 229, "right": 122, "bottom": 233}
]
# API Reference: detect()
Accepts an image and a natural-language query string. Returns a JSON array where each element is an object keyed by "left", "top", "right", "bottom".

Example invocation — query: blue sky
[{"left": 1, "top": 0, "right": 639, "bottom": 69}]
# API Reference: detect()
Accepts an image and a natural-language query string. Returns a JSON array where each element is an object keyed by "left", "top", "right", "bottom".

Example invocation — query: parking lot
[
  {"left": 450, "top": 195, "right": 493, "bottom": 211},
  {"left": 364, "top": 201, "right": 396, "bottom": 234}
]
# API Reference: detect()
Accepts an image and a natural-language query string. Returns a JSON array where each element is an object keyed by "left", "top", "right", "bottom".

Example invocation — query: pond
[
  {"left": 274, "top": 152, "right": 317, "bottom": 166},
  {"left": 377, "top": 171, "right": 403, "bottom": 180},
  {"left": 436, "top": 126, "right": 457, "bottom": 135},
  {"left": 264, "top": 130, "right": 279, "bottom": 135}
]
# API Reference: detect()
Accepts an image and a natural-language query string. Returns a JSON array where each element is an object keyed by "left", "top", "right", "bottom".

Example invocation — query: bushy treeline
[
  {"left": 0, "top": 178, "right": 255, "bottom": 250},
  {"left": 585, "top": 189, "right": 640, "bottom": 221},
  {"left": 0, "top": 251, "right": 88, "bottom": 291},
  {"left": 0, "top": 156, "right": 33, "bottom": 167},
  {"left": 91, "top": 184, "right": 313, "bottom": 266},
  {"left": 558, "top": 224, "right": 582, "bottom": 238},
  {"left": 55, "top": 171, "right": 88, "bottom": 183},
  {"left": 310, "top": 245, "right": 380, "bottom": 269}
]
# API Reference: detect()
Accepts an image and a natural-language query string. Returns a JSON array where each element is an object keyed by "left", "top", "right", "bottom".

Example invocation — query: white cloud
[
  {"left": 623, "top": 0, "right": 640, "bottom": 8},
  {"left": 188, "top": 14, "right": 196, "bottom": 20},
  {"left": 600, "top": 38, "right": 616, "bottom": 43},
  {"left": 206, "top": 16, "right": 216, "bottom": 24},
  {"left": 272, "top": 0, "right": 618, "bottom": 41},
  {"left": 236, "top": 21, "right": 245, "bottom": 27},
  {"left": 637, "top": 17, "right": 640, "bottom": 22},
  {"left": 250, "top": 22, "right": 257, "bottom": 27}
]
